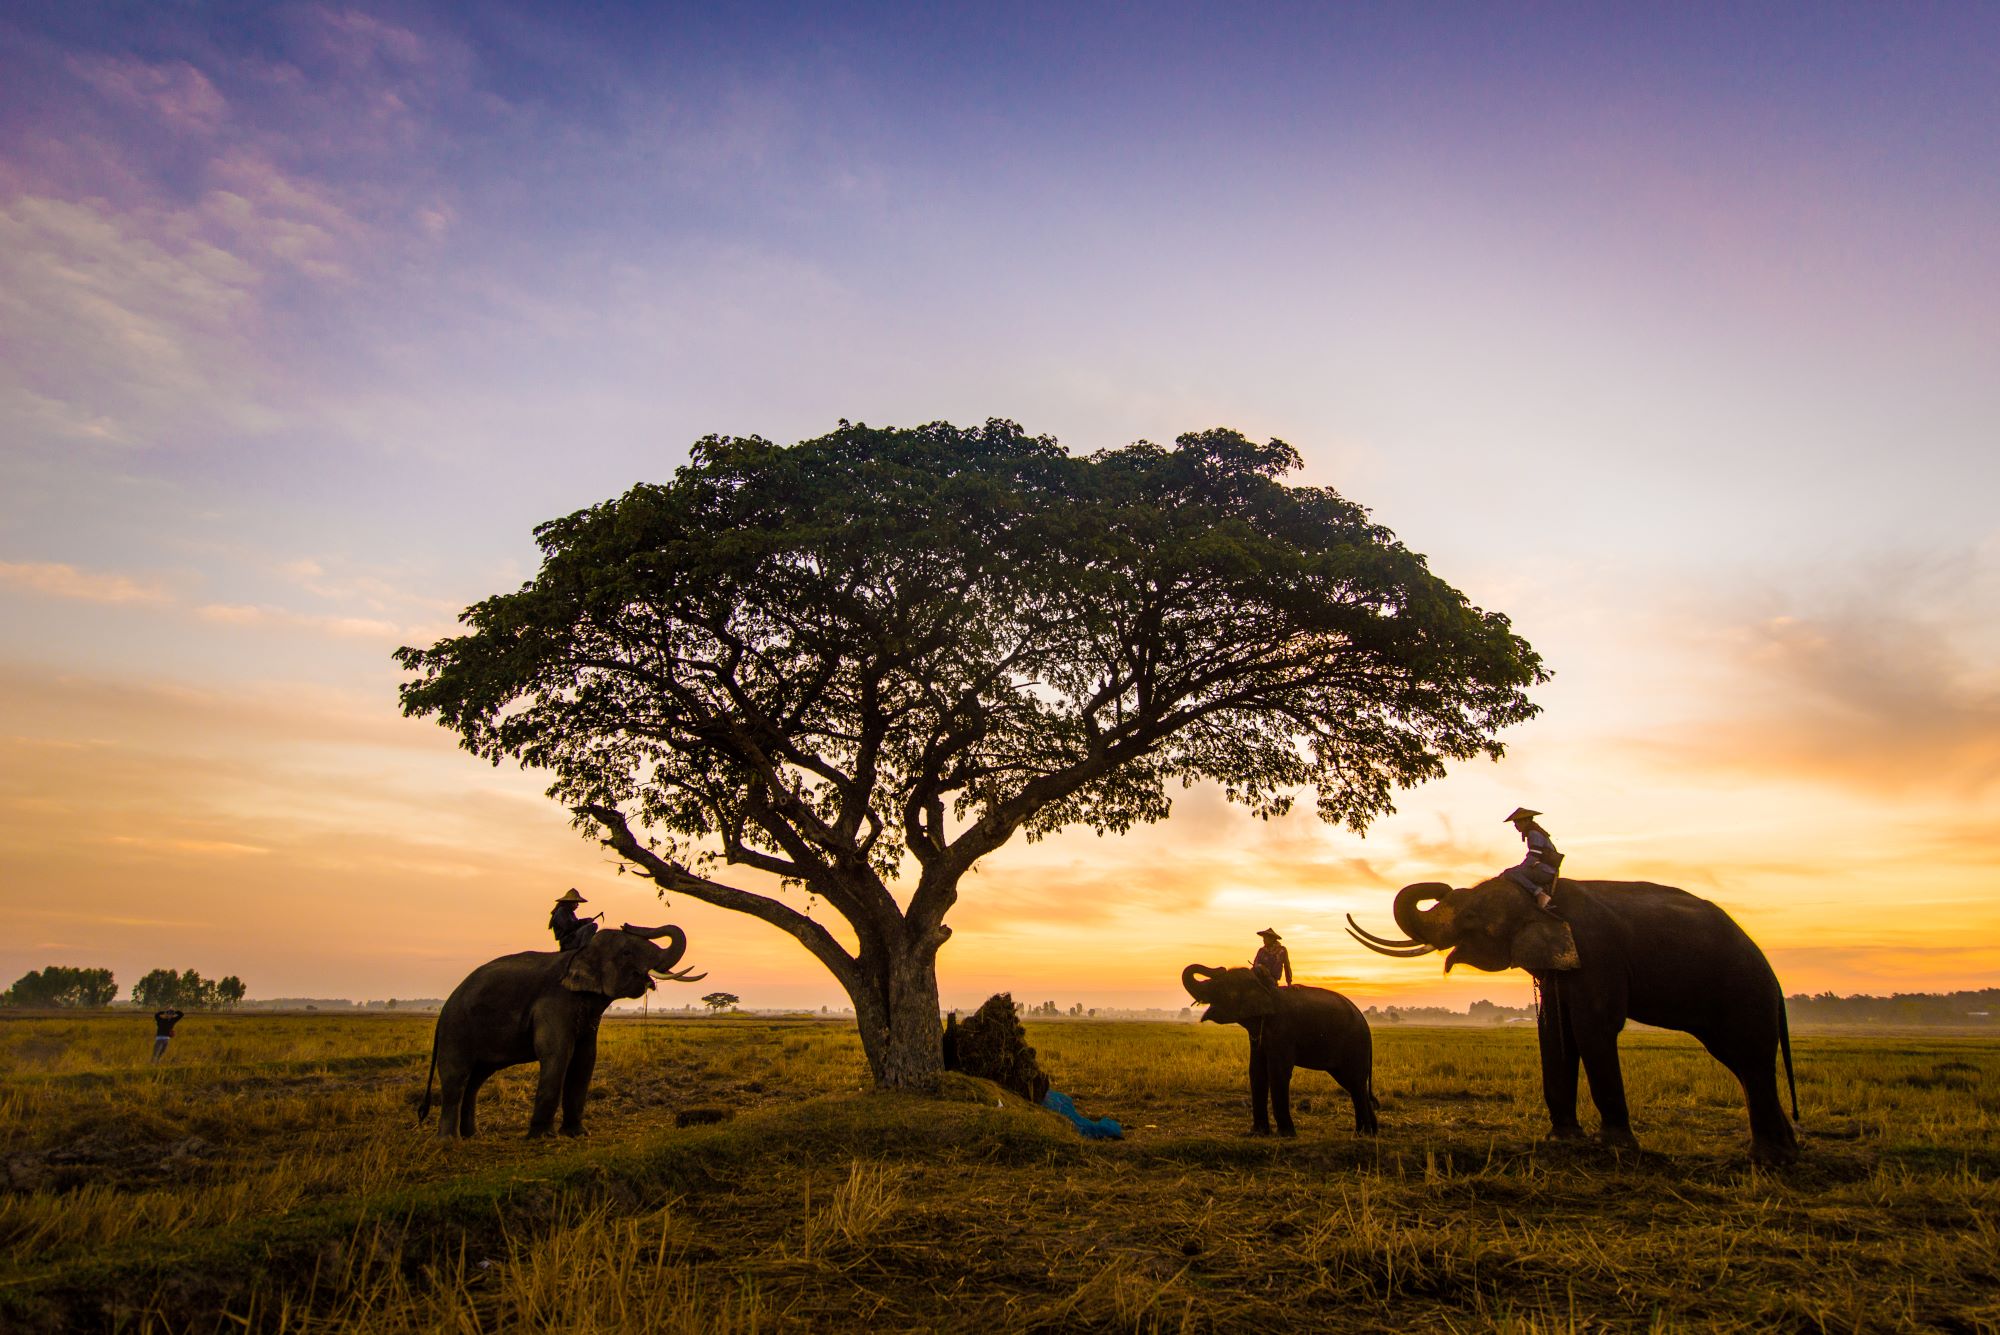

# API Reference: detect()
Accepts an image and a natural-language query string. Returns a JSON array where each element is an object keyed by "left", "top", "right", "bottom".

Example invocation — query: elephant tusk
[
  {"left": 1345, "top": 927, "right": 1435, "bottom": 957},
  {"left": 653, "top": 967, "right": 708, "bottom": 983},
  {"left": 1344, "top": 915, "right": 1423, "bottom": 949}
]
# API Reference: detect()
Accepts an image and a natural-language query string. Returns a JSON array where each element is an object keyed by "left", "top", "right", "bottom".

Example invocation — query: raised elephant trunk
[
  {"left": 1344, "top": 883, "right": 1449, "bottom": 957},
  {"left": 1182, "top": 964, "right": 1222, "bottom": 1000},
  {"left": 1393, "top": 882, "right": 1451, "bottom": 945},
  {"left": 623, "top": 924, "right": 707, "bottom": 982}
]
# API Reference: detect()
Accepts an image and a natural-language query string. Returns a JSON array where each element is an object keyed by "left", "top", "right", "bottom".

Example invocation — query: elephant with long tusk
[
  {"left": 420, "top": 923, "right": 706, "bottom": 1139},
  {"left": 1349, "top": 876, "right": 1799, "bottom": 1165}
]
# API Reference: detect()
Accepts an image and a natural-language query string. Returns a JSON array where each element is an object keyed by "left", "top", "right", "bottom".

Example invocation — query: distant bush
[{"left": 2, "top": 966, "right": 117, "bottom": 1007}]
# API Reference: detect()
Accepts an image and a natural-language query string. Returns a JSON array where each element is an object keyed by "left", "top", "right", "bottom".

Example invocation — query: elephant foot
[
  {"left": 526, "top": 1125, "right": 555, "bottom": 1140},
  {"left": 1542, "top": 1125, "right": 1588, "bottom": 1144},
  {"left": 1598, "top": 1128, "right": 1641, "bottom": 1153},
  {"left": 559, "top": 1124, "right": 588, "bottom": 1139},
  {"left": 1276, "top": 1127, "right": 1298, "bottom": 1139},
  {"left": 1246, "top": 1125, "right": 1273, "bottom": 1138},
  {"left": 1751, "top": 1137, "right": 1799, "bottom": 1168}
]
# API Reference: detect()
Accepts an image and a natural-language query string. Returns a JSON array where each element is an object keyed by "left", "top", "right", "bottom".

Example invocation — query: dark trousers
[{"left": 1507, "top": 860, "right": 1556, "bottom": 895}]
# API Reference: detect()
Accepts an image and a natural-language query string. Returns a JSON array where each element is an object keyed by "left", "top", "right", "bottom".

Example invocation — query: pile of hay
[{"left": 945, "top": 993, "right": 1050, "bottom": 1104}]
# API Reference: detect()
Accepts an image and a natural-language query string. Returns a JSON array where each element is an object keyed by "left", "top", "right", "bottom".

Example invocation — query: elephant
[
  {"left": 1348, "top": 877, "right": 1799, "bottom": 1164},
  {"left": 1181, "top": 965, "right": 1378, "bottom": 1137},
  {"left": 419, "top": 924, "right": 704, "bottom": 1139}
]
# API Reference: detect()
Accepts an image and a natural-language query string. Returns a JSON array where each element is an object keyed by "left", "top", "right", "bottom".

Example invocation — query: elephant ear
[
  {"left": 560, "top": 937, "right": 618, "bottom": 994},
  {"left": 1510, "top": 916, "right": 1582, "bottom": 973},
  {"left": 1227, "top": 971, "right": 1282, "bottom": 1019}
]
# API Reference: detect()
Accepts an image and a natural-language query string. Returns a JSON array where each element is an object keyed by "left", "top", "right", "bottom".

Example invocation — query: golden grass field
[{"left": 2, "top": 1010, "right": 1996, "bottom": 1333}]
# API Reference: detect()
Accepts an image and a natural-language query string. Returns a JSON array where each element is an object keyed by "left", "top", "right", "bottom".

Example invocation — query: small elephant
[
  {"left": 419, "top": 924, "right": 704, "bottom": 1139},
  {"left": 1349, "top": 877, "right": 1799, "bottom": 1164},
  {"left": 1182, "top": 965, "right": 1378, "bottom": 1137}
]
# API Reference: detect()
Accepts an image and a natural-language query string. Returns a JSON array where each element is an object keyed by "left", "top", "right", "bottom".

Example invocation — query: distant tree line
[
  {"left": 1365, "top": 1000, "right": 1535, "bottom": 1024},
  {"left": 130, "top": 969, "right": 245, "bottom": 1010},
  {"left": 1020, "top": 1000, "right": 1099, "bottom": 1017},
  {"left": 2, "top": 966, "right": 118, "bottom": 1008},
  {"left": 1787, "top": 990, "right": 1999, "bottom": 1026}
]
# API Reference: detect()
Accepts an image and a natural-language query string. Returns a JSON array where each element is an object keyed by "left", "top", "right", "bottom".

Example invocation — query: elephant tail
[
  {"left": 417, "top": 1028, "right": 438, "bottom": 1125},
  {"left": 1780, "top": 1000, "right": 1799, "bottom": 1123}
]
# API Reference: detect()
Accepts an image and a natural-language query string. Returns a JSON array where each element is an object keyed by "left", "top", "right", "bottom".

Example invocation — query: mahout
[
  {"left": 420, "top": 925, "right": 704, "bottom": 1139},
  {"left": 1349, "top": 876, "right": 1799, "bottom": 1164},
  {"left": 1181, "top": 965, "right": 1378, "bottom": 1137}
]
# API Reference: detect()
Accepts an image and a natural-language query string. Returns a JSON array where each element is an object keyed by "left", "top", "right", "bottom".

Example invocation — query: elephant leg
[
  {"left": 528, "top": 1050, "right": 568, "bottom": 1138},
  {"left": 1336, "top": 1065, "right": 1378, "bottom": 1136},
  {"left": 1269, "top": 1057, "right": 1296, "bottom": 1138},
  {"left": 1698, "top": 1030, "right": 1798, "bottom": 1166},
  {"left": 1573, "top": 1026, "right": 1638, "bottom": 1151},
  {"left": 459, "top": 1066, "right": 493, "bottom": 1138},
  {"left": 435, "top": 1060, "right": 470, "bottom": 1141},
  {"left": 560, "top": 1036, "right": 598, "bottom": 1136},
  {"left": 1537, "top": 985, "right": 1585, "bottom": 1140},
  {"left": 1246, "top": 1032, "right": 1272, "bottom": 1135}
]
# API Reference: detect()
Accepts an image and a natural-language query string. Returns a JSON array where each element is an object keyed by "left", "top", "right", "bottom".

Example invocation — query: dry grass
[{"left": 3, "top": 1011, "right": 1997, "bottom": 1332}]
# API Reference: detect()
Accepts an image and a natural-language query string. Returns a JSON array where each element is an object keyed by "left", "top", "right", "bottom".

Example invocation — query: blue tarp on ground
[{"left": 1043, "top": 1089, "right": 1123, "bottom": 1140}]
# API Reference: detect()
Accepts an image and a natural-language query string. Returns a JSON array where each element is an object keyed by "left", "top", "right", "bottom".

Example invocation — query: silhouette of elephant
[
  {"left": 1181, "top": 965, "right": 1378, "bottom": 1137},
  {"left": 420, "top": 924, "right": 704, "bottom": 1139},
  {"left": 1349, "top": 877, "right": 1798, "bottom": 1164}
]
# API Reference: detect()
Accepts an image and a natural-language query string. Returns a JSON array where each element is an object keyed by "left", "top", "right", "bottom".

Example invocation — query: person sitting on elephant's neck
[
  {"left": 1503, "top": 808, "right": 1564, "bottom": 913},
  {"left": 1251, "top": 929, "right": 1293, "bottom": 986},
  {"left": 549, "top": 888, "right": 599, "bottom": 953}
]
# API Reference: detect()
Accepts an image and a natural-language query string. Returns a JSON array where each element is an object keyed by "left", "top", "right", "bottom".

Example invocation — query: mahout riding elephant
[
  {"left": 1348, "top": 877, "right": 1799, "bottom": 1164},
  {"left": 1181, "top": 965, "right": 1378, "bottom": 1137},
  {"left": 420, "top": 924, "right": 704, "bottom": 1139}
]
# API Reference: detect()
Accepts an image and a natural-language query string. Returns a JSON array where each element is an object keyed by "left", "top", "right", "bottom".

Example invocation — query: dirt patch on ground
[{"left": 3, "top": 1133, "right": 217, "bottom": 1193}]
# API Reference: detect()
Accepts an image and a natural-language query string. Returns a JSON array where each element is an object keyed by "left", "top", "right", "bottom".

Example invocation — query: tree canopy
[
  {"left": 3, "top": 966, "right": 117, "bottom": 1008},
  {"left": 131, "top": 969, "right": 245, "bottom": 1009},
  {"left": 398, "top": 421, "right": 1544, "bottom": 1086}
]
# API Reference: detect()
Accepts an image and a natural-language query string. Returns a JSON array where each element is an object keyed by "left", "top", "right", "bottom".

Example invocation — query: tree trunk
[{"left": 851, "top": 939, "right": 945, "bottom": 1091}]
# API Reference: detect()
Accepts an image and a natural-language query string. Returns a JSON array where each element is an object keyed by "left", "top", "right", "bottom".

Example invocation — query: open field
[{"left": 2, "top": 1012, "right": 1997, "bottom": 1332}]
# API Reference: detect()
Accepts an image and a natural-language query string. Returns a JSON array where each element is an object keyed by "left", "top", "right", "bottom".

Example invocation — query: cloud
[
  {"left": 310, "top": 9, "right": 435, "bottom": 73},
  {"left": 195, "top": 602, "right": 403, "bottom": 640},
  {"left": 106, "top": 835, "right": 271, "bottom": 858},
  {"left": 68, "top": 55, "right": 228, "bottom": 133},
  {"left": 0, "top": 561, "right": 171, "bottom": 605},
  {"left": 0, "top": 552, "right": 417, "bottom": 642},
  {"left": 2, "top": 33, "right": 475, "bottom": 457},
  {"left": 1622, "top": 552, "right": 2000, "bottom": 798},
  {"left": 0, "top": 192, "right": 272, "bottom": 449}
]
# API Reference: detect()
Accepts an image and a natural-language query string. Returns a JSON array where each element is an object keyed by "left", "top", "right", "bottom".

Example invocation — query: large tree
[{"left": 398, "top": 421, "right": 1544, "bottom": 1088}]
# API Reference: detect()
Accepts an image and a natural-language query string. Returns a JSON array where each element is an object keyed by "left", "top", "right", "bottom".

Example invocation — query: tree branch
[{"left": 577, "top": 803, "right": 866, "bottom": 999}]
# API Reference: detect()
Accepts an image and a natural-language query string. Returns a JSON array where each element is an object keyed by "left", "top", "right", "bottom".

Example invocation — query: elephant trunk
[
  {"left": 634, "top": 925, "right": 706, "bottom": 982},
  {"left": 1182, "top": 964, "right": 1221, "bottom": 1001},
  {"left": 1392, "top": 882, "right": 1454, "bottom": 947}
]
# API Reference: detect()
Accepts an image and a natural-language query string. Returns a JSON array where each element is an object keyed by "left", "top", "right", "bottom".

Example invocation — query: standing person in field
[
  {"left": 1504, "top": 807, "right": 1564, "bottom": 913},
  {"left": 549, "top": 888, "right": 600, "bottom": 952},
  {"left": 1252, "top": 928, "right": 1293, "bottom": 986},
  {"left": 151, "top": 1007, "right": 184, "bottom": 1063}
]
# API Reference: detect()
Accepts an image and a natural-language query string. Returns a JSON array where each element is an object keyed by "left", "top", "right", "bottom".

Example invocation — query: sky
[{"left": 2, "top": 2, "right": 1997, "bottom": 1012}]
